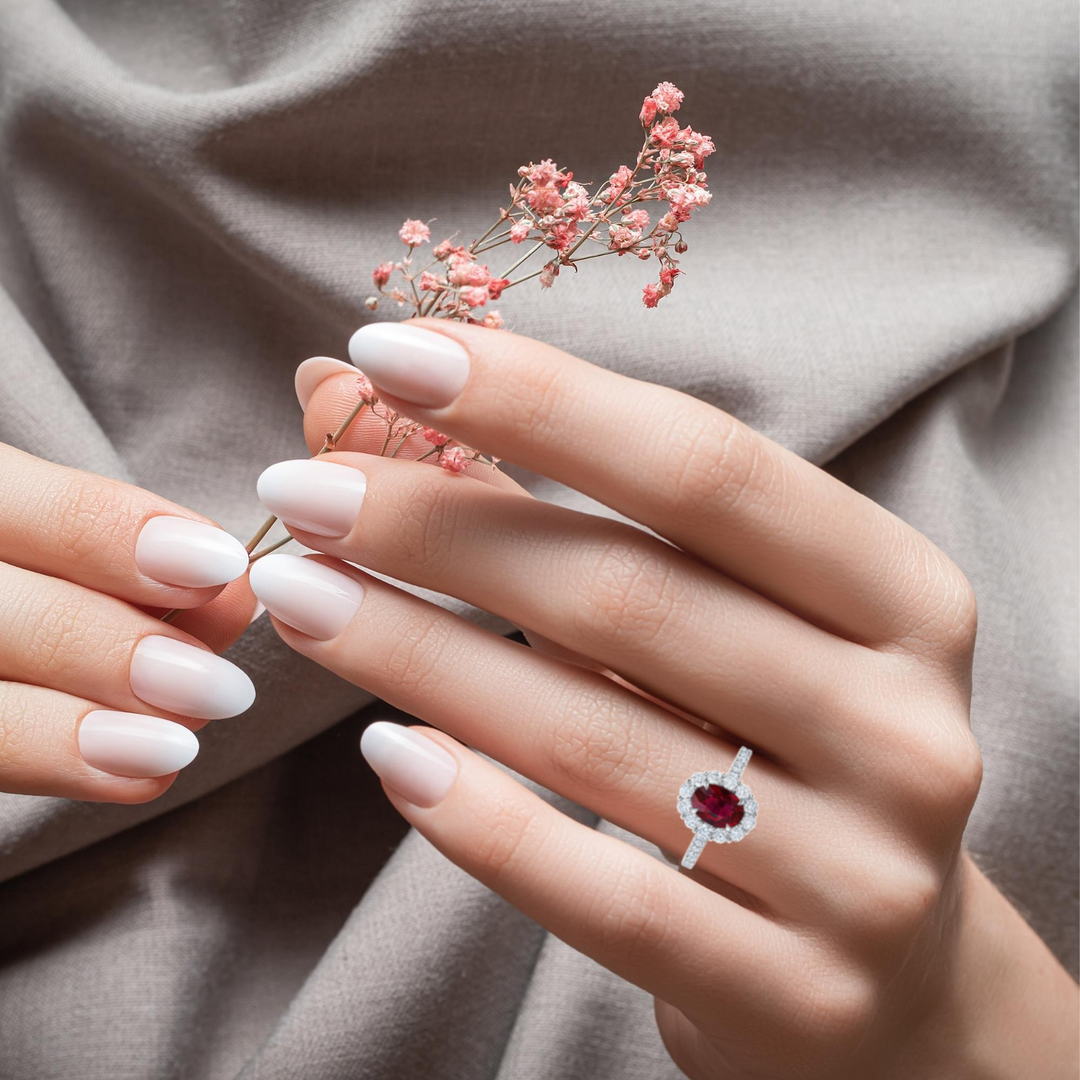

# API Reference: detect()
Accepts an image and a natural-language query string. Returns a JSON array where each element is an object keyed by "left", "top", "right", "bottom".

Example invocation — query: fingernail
[
  {"left": 256, "top": 459, "right": 367, "bottom": 538},
  {"left": 247, "top": 553, "right": 363, "bottom": 640},
  {"left": 348, "top": 323, "right": 469, "bottom": 408},
  {"left": 135, "top": 516, "right": 249, "bottom": 589},
  {"left": 295, "top": 356, "right": 355, "bottom": 412},
  {"left": 360, "top": 721, "right": 457, "bottom": 808},
  {"left": 130, "top": 635, "right": 255, "bottom": 720},
  {"left": 79, "top": 710, "right": 199, "bottom": 778},
  {"left": 248, "top": 601, "right": 266, "bottom": 626}
]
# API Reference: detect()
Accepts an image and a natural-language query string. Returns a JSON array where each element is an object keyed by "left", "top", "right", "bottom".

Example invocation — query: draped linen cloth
[{"left": 0, "top": 1, "right": 1075, "bottom": 1077}]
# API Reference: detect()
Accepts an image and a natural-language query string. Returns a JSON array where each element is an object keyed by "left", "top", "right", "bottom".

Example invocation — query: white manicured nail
[
  {"left": 79, "top": 711, "right": 199, "bottom": 778},
  {"left": 135, "top": 516, "right": 248, "bottom": 588},
  {"left": 360, "top": 722, "right": 457, "bottom": 807},
  {"left": 248, "top": 553, "right": 364, "bottom": 640},
  {"left": 256, "top": 459, "right": 367, "bottom": 538},
  {"left": 348, "top": 323, "right": 469, "bottom": 408},
  {"left": 130, "top": 635, "right": 255, "bottom": 720},
  {"left": 295, "top": 356, "right": 355, "bottom": 412}
]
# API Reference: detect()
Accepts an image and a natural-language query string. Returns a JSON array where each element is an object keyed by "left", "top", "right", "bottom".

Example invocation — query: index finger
[{"left": 348, "top": 320, "right": 973, "bottom": 649}]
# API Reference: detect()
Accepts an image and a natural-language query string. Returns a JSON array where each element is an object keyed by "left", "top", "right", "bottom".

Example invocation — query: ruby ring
[{"left": 677, "top": 746, "right": 758, "bottom": 869}]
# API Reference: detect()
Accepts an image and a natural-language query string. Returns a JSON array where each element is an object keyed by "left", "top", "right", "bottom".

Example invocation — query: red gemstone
[{"left": 691, "top": 784, "right": 744, "bottom": 829}]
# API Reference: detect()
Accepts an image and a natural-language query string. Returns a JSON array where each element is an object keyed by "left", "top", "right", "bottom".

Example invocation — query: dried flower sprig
[
  {"left": 365, "top": 80, "right": 713, "bottom": 318},
  {"left": 160, "top": 83, "right": 710, "bottom": 621}
]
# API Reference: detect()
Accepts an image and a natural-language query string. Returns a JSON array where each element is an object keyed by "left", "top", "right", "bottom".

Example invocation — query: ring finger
[{"left": 249, "top": 553, "right": 875, "bottom": 925}]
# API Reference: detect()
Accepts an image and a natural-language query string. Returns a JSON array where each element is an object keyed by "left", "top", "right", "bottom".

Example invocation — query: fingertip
[{"left": 295, "top": 356, "right": 355, "bottom": 413}]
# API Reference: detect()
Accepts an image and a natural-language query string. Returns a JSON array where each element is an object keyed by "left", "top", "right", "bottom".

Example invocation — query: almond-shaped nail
[
  {"left": 348, "top": 323, "right": 469, "bottom": 408},
  {"left": 247, "top": 553, "right": 364, "bottom": 640},
  {"left": 135, "top": 516, "right": 249, "bottom": 588},
  {"left": 295, "top": 356, "right": 355, "bottom": 412},
  {"left": 130, "top": 636, "right": 255, "bottom": 720},
  {"left": 79, "top": 711, "right": 199, "bottom": 778},
  {"left": 256, "top": 459, "right": 367, "bottom": 538},
  {"left": 360, "top": 722, "right": 457, "bottom": 807}
]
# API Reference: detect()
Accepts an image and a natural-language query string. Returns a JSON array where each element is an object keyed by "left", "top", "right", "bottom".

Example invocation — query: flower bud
[
  {"left": 674, "top": 241, "right": 688, "bottom": 253},
  {"left": 364, "top": 296, "right": 379, "bottom": 310}
]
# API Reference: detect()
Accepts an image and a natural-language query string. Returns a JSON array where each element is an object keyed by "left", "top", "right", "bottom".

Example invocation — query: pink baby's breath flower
[
  {"left": 356, "top": 373, "right": 376, "bottom": 398},
  {"left": 482, "top": 311, "right": 504, "bottom": 329},
  {"left": 418, "top": 271, "right": 443, "bottom": 292},
  {"left": 487, "top": 277, "right": 510, "bottom": 300},
  {"left": 527, "top": 184, "right": 563, "bottom": 213},
  {"left": 420, "top": 426, "right": 448, "bottom": 445},
  {"left": 650, "top": 81, "right": 684, "bottom": 114},
  {"left": 650, "top": 116, "right": 681, "bottom": 149},
  {"left": 451, "top": 262, "right": 490, "bottom": 287},
  {"left": 522, "top": 159, "right": 561, "bottom": 186},
  {"left": 459, "top": 285, "right": 489, "bottom": 308},
  {"left": 642, "top": 282, "right": 663, "bottom": 308},
  {"left": 608, "top": 224, "right": 642, "bottom": 251},
  {"left": 605, "top": 165, "right": 634, "bottom": 203},
  {"left": 509, "top": 220, "right": 532, "bottom": 243},
  {"left": 545, "top": 221, "right": 579, "bottom": 252},
  {"left": 372, "top": 262, "right": 394, "bottom": 287},
  {"left": 623, "top": 208, "right": 650, "bottom": 230},
  {"left": 639, "top": 96, "right": 658, "bottom": 126},
  {"left": 439, "top": 446, "right": 468, "bottom": 472},
  {"left": 433, "top": 239, "right": 462, "bottom": 260},
  {"left": 657, "top": 210, "right": 680, "bottom": 232},
  {"left": 659, "top": 265, "right": 681, "bottom": 286},
  {"left": 562, "top": 182, "right": 592, "bottom": 222},
  {"left": 398, "top": 219, "right": 431, "bottom": 247},
  {"left": 539, "top": 261, "right": 559, "bottom": 289},
  {"left": 665, "top": 183, "right": 712, "bottom": 215},
  {"left": 389, "top": 288, "right": 409, "bottom": 303}
]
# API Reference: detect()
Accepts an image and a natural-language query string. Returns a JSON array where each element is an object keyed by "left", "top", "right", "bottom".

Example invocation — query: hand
[
  {"left": 249, "top": 323, "right": 1078, "bottom": 1078},
  {"left": 0, "top": 443, "right": 257, "bottom": 801}
]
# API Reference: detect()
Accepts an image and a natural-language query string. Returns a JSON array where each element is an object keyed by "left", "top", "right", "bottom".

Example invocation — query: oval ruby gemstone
[{"left": 691, "top": 784, "right": 744, "bottom": 829}]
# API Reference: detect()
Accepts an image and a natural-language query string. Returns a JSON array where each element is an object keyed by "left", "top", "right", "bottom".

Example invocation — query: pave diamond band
[{"left": 678, "top": 747, "right": 757, "bottom": 869}]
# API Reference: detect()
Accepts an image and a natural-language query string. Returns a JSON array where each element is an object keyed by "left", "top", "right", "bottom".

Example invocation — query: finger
[
  {"left": 347, "top": 321, "right": 970, "bottom": 649},
  {"left": 0, "top": 562, "right": 255, "bottom": 721},
  {"left": 297, "top": 361, "right": 523, "bottom": 493},
  {"left": 0, "top": 681, "right": 198, "bottom": 801},
  {"left": 164, "top": 575, "right": 260, "bottom": 654},
  {"left": 248, "top": 554, "right": 859, "bottom": 924},
  {"left": 359, "top": 721, "right": 805, "bottom": 1031},
  {"left": 0, "top": 443, "right": 250, "bottom": 609},
  {"left": 255, "top": 452, "right": 863, "bottom": 763}
]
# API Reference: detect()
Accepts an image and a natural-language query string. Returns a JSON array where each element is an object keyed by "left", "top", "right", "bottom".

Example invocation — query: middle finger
[{"left": 256, "top": 452, "right": 880, "bottom": 767}]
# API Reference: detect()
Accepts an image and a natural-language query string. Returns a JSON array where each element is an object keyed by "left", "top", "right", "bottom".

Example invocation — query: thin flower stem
[
  {"left": 499, "top": 240, "right": 547, "bottom": 280},
  {"left": 248, "top": 533, "right": 294, "bottom": 561}
]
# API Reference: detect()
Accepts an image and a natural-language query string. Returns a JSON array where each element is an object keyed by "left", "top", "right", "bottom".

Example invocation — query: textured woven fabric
[{"left": 0, "top": 1, "right": 1076, "bottom": 1076}]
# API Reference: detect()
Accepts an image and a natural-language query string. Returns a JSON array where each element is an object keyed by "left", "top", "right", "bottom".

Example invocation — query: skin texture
[
  {"left": 0, "top": 443, "right": 256, "bottom": 801},
  {"left": 263, "top": 320, "right": 1078, "bottom": 1079}
]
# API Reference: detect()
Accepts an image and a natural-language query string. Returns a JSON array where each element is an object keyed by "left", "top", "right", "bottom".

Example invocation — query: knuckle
[
  {"left": 802, "top": 968, "right": 879, "bottom": 1048},
  {"left": 383, "top": 472, "right": 459, "bottom": 578},
  {"left": 545, "top": 683, "right": 666, "bottom": 797},
  {"left": 495, "top": 357, "right": 568, "bottom": 446},
  {"left": 378, "top": 606, "right": 457, "bottom": 699},
  {"left": 845, "top": 858, "right": 947, "bottom": 949},
  {"left": 570, "top": 528, "right": 680, "bottom": 654},
  {"left": 47, "top": 473, "right": 134, "bottom": 564},
  {"left": 588, "top": 860, "right": 675, "bottom": 959},
  {"left": 668, "top": 409, "right": 770, "bottom": 519},
  {"left": 896, "top": 549, "right": 980, "bottom": 659},
  {"left": 470, "top": 790, "right": 549, "bottom": 885}
]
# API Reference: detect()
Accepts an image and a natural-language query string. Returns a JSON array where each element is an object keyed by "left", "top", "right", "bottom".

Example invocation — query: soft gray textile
[{"left": 0, "top": 1, "right": 1076, "bottom": 1077}]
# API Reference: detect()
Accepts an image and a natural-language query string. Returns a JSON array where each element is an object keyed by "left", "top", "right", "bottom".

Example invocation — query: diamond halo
[{"left": 678, "top": 746, "right": 757, "bottom": 869}]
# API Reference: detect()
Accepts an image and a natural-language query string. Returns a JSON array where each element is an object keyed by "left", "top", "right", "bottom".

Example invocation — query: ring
[{"left": 677, "top": 746, "right": 757, "bottom": 869}]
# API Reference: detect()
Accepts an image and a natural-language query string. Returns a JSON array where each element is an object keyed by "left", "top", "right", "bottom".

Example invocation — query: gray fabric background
[{"left": 0, "top": 1, "right": 1076, "bottom": 1077}]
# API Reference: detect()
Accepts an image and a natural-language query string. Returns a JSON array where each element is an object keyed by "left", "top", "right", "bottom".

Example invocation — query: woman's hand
[
  {"left": 250, "top": 322, "right": 1078, "bottom": 1079},
  {"left": 0, "top": 443, "right": 256, "bottom": 801}
]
